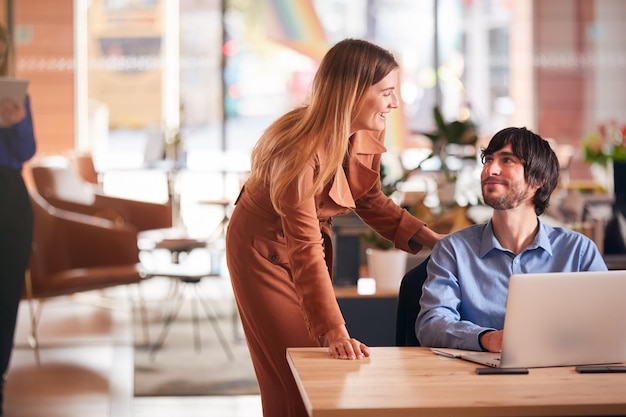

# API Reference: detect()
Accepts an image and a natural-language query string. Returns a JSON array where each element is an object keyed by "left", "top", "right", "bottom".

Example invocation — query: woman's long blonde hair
[{"left": 247, "top": 39, "right": 398, "bottom": 214}]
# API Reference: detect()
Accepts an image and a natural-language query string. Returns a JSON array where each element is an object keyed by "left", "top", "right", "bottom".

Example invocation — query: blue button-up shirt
[{"left": 416, "top": 219, "right": 608, "bottom": 351}]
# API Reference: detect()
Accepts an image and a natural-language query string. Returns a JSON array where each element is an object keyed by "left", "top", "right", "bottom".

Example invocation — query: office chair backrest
[
  {"left": 29, "top": 156, "right": 173, "bottom": 232},
  {"left": 70, "top": 151, "right": 100, "bottom": 186},
  {"left": 28, "top": 192, "right": 141, "bottom": 298},
  {"left": 395, "top": 255, "right": 430, "bottom": 346},
  {"left": 30, "top": 157, "right": 96, "bottom": 205}
]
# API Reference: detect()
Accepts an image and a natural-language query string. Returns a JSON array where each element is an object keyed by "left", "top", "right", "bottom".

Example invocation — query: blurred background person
[{"left": 0, "top": 23, "right": 36, "bottom": 416}]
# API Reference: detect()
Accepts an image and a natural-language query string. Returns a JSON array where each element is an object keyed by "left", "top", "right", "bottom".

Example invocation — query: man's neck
[{"left": 491, "top": 208, "right": 539, "bottom": 255}]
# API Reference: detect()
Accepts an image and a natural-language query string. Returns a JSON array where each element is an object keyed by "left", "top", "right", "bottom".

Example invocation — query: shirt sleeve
[
  {"left": 356, "top": 193, "right": 427, "bottom": 254},
  {"left": 416, "top": 238, "right": 493, "bottom": 351},
  {"left": 353, "top": 165, "right": 427, "bottom": 253},
  {"left": 579, "top": 236, "right": 608, "bottom": 271},
  {"left": 0, "top": 94, "right": 37, "bottom": 167},
  {"left": 276, "top": 163, "right": 345, "bottom": 341}
]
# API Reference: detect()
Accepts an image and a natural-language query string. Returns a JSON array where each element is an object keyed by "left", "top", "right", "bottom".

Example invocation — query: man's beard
[{"left": 482, "top": 180, "right": 530, "bottom": 211}]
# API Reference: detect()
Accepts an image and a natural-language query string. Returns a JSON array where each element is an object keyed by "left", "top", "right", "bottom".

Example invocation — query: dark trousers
[{"left": 0, "top": 167, "right": 33, "bottom": 380}]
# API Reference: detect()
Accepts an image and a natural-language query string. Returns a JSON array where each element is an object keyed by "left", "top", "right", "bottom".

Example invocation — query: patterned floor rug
[{"left": 133, "top": 277, "right": 259, "bottom": 397}]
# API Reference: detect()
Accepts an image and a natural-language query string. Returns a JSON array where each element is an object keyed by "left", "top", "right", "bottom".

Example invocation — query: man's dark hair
[{"left": 481, "top": 127, "right": 559, "bottom": 216}]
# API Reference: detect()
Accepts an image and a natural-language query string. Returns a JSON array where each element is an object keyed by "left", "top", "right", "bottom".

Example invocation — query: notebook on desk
[{"left": 432, "top": 270, "right": 626, "bottom": 368}]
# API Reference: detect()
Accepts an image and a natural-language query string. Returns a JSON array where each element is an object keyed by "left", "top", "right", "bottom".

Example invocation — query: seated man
[{"left": 416, "top": 127, "right": 607, "bottom": 353}]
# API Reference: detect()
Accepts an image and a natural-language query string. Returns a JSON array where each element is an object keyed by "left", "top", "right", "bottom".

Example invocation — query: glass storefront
[{"left": 9, "top": 0, "right": 621, "bottom": 188}]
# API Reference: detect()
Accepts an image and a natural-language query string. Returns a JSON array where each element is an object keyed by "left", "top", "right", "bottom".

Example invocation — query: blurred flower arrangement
[{"left": 582, "top": 120, "right": 626, "bottom": 166}]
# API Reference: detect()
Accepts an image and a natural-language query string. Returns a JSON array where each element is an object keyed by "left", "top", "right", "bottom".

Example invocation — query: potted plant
[
  {"left": 418, "top": 106, "right": 478, "bottom": 207},
  {"left": 362, "top": 232, "right": 407, "bottom": 291},
  {"left": 421, "top": 106, "right": 478, "bottom": 178},
  {"left": 582, "top": 120, "right": 626, "bottom": 201}
]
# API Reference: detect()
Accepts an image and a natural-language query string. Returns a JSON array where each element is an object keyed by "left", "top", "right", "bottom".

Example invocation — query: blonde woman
[
  {"left": 0, "top": 23, "right": 36, "bottom": 416},
  {"left": 225, "top": 38, "right": 442, "bottom": 417}
]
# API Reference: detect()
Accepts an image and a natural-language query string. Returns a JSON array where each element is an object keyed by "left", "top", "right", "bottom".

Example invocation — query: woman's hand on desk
[{"left": 323, "top": 325, "right": 370, "bottom": 360}]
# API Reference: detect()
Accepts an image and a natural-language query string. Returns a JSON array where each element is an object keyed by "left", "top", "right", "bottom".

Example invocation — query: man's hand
[{"left": 480, "top": 330, "right": 503, "bottom": 352}]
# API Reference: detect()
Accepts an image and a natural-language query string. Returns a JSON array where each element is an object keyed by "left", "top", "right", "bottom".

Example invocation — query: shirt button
[
  {"left": 270, "top": 254, "right": 279, "bottom": 263},
  {"left": 318, "top": 201, "right": 324, "bottom": 209}
]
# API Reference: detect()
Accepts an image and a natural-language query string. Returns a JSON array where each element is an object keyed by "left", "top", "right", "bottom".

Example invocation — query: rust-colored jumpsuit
[{"left": 225, "top": 130, "right": 427, "bottom": 417}]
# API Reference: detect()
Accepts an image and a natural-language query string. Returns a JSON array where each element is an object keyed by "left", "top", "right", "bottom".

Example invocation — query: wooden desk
[{"left": 287, "top": 347, "right": 626, "bottom": 417}]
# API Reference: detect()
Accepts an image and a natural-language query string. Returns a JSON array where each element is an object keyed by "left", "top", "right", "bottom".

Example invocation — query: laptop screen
[{"left": 500, "top": 270, "right": 626, "bottom": 368}]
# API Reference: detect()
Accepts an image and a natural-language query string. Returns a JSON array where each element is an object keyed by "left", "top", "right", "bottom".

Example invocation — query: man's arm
[{"left": 416, "top": 237, "right": 496, "bottom": 351}]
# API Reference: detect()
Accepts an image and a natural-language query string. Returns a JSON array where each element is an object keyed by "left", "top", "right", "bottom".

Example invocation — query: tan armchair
[
  {"left": 29, "top": 156, "right": 172, "bottom": 231},
  {"left": 25, "top": 192, "right": 149, "bottom": 358},
  {"left": 68, "top": 151, "right": 101, "bottom": 186}
]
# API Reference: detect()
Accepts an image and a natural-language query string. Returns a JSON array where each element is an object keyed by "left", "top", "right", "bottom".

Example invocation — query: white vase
[
  {"left": 590, "top": 162, "right": 614, "bottom": 197},
  {"left": 365, "top": 248, "right": 408, "bottom": 292}
]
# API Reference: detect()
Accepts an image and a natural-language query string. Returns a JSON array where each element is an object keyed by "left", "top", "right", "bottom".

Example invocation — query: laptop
[{"left": 432, "top": 270, "right": 626, "bottom": 368}]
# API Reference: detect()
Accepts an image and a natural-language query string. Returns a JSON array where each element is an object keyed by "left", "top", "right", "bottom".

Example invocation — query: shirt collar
[
  {"left": 329, "top": 168, "right": 356, "bottom": 209},
  {"left": 324, "top": 130, "right": 386, "bottom": 209},
  {"left": 479, "top": 218, "right": 553, "bottom": 257},
  {"left": 351, "top": 129, "right": 387, "bottom": 154}
]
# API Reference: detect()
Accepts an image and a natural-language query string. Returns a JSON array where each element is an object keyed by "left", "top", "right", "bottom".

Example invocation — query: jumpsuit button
[
  {"left": 318, "top": 201, "right": 324, "bottom": 209},
  {"left": 278, "top": 231, "right": 285, "bottom": 238},
  {"left": 270, "top": 254, "right": 279, "bottom": 263}
]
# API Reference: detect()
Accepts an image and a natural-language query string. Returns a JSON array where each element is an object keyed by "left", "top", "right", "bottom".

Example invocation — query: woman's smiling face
[{"left": 350, "top": 68, "right": 399, "bottom": 134}]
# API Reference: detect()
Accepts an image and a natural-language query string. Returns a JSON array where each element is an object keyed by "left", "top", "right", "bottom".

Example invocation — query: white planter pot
[{"left": 365, "top": 248, "right": 408, "bottom": 292}]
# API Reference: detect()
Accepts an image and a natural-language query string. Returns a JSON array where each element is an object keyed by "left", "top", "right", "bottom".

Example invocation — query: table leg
[{"left": 194, "top": 284, "right": 235, "bottom": 361}]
